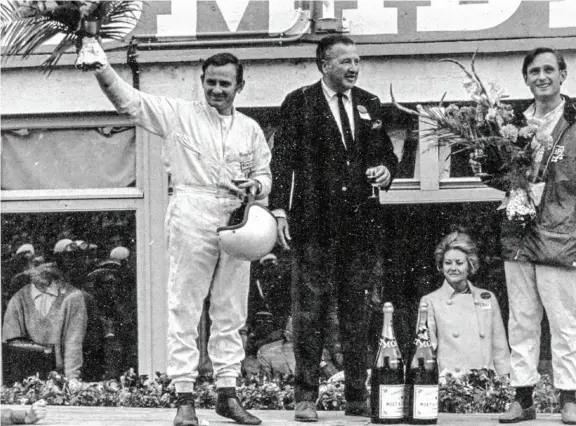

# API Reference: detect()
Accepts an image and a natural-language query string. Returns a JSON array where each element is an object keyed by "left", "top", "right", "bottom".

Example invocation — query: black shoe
[
  {"left": 345, "top": 399, "right": 370, "bottom": 417},
  {"left": 174, "top": 404, "right": 199, "bottom": 426},
  {"left": 499, "top": 401, "right": 536, "bottom": 423},
  {"left": 294, "top": 401, "right": 319, "bottom": 422},
  {"left": 216, "top": 395, "right": 262, "bottom": 425}
]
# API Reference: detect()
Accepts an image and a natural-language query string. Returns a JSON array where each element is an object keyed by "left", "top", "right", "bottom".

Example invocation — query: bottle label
[
  {"left": 414, "top": 339, "right": 432, "bottom": 348},
  {"left": 413, "top": 385, "right": 438, "bottom": 420},
  {"left": 378, "top": 384, "right": 405, "bottom": 419},
  {"left": 381, "top": 338, "right": 398, "bottom": 348}
]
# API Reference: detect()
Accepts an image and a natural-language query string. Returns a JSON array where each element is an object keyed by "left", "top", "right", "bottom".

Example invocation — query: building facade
[{"left": 2, "top": 0, "right": 575, "bottom": 378}]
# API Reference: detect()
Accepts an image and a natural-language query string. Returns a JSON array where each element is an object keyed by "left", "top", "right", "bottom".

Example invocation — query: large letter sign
[
  {"left": 157, "top": 1, "right": 197, "bottom": 36},
  {"left": 343, "top": 0, "right": 398, "bottom": 35},
  {"left": 550, "top": 0, "right": 576, "bottom": 29},
  {"left": 417, "top": 0, "right": 522, "bottom": 32}
]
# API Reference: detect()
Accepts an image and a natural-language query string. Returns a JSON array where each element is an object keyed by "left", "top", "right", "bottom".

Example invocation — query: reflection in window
[
  {"left": 439, "top": 144, "right": 473, "bottom": 179},
  {"left": 376, "top": 105, "right": 419, "bottom": 179},
  {"left": 1, "top": 211, "right": 137, "bottom": 383},
  {"left": 1, "top": 127, "right": 136, "bottom": 190}
]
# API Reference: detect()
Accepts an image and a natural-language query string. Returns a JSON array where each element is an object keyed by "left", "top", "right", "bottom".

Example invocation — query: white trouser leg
[
  {"left": 209, "top": 250, "right": 250, "bottom": 388},
  {"left": 166, "top": 194, "right": 220, "bottom": 393},
  {"left": 505, "top": 260, "right": 543, "bottom": 387},
  {"left": 535, "top": 264, "right": 576, "bottom": 390}
]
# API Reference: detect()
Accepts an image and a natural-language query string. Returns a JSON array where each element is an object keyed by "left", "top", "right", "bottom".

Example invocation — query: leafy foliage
[
  {"left": 1, "top": 1, "right": 141, "bottom": 72},
  {"left": 1, "top": 369, "right": 561, "bottom": 414},
  {"left": 439, "top": 369, "right": 514, "bottom": 413},
  {"left": 439, "top": 369, "right": 560, "bottom": 414}
]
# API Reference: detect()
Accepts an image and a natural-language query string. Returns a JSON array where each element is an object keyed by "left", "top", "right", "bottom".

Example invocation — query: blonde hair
[{"left": 434, "top": 230, "right": 480, "bottom": 275}]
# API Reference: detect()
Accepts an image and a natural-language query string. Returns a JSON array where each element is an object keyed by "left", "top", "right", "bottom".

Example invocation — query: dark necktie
[{"left": 337, "top": 93, "right": 354, "bottom": 149}]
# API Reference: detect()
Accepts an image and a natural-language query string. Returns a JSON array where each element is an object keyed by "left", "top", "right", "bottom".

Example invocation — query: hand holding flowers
[
  {"left": 1, "top": 1, "right": 140, "bottom": 73},
  {"left": 391, "top": 51, "right": 546, "bottom": 224}
]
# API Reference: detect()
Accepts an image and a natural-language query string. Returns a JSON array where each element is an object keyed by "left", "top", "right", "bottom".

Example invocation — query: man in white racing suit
[{"left": 92, "top": 51, "right": 271, "bottom": 426}]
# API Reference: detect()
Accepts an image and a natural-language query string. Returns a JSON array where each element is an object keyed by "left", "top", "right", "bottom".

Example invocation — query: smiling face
[
  {"left": 442, "top": 249, "right": 470, "bottom": 288},
  {"left": 201, "top": 64, "right": 244, "bottom": 116},
  {"left": 321, "top": 43, "right": 360, "bottom": 93},
  {"left": 524, "top": 52, "right": 566, "bottom": 103}
]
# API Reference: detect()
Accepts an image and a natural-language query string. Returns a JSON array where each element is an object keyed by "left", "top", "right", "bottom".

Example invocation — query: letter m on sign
[{"left": 198, "top": 0, "right": 268, "bottom": 33}]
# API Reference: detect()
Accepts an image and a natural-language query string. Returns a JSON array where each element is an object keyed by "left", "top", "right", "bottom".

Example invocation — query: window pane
[
  {"left": 382, "top": 106, "right": 419, "bottom": 179},
  {"left": 1, "top": 127, "right": 136, "bottom": 190},
  {"left": 1, "top": 211, "right": 137, "bottom": 383}
]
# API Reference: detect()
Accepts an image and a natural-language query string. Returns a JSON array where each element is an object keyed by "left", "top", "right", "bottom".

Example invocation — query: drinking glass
[{"left": 368, "top": 171, "right": 379, "bottom": 200}]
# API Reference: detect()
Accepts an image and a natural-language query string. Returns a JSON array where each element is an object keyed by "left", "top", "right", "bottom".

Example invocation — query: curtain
[{"left": 1, "top": 127, "right": 136, "bottom": 190}]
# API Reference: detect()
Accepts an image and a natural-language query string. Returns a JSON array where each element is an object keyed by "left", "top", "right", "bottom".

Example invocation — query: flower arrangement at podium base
[{"left": 391, "top": 52, "right": 549, "bottom": 224}]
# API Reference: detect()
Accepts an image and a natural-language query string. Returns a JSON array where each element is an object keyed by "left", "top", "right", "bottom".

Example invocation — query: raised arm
[{"left": 92, "top": 46, "right": 179, "bottom": 139}]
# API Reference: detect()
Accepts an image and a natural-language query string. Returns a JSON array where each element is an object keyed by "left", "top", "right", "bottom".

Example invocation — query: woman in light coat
[{"left": 420, "top": 230, "right": 511, "bottom": 377}]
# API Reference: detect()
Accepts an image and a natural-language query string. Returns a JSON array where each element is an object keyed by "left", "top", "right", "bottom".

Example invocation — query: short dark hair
[
  {"left": 522, "top": 47, "right": 567, "bottom": 77},
  {"left": 315, "top": 35, "right": 356, "bottom": 72},
  {"left": 201, "top": 52, "right": 244, "bottom": 85}
]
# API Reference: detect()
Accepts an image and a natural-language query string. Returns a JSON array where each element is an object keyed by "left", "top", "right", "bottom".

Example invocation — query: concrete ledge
[{"left": 0, "top": 405, "right": 563, "bottom": 426}]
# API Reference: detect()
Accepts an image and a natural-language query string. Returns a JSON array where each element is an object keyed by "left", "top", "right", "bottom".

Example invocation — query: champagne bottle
[
  {"left": 370, "top": 302, "right": 405, "bottom": 424},
  {"left": 407, "top": 302, "right": 438, "bottom": 425}
]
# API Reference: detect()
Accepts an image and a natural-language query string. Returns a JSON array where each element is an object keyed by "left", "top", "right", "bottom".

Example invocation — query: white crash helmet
[{"left": 217, "top": 194, "right": 277, "bottom": 261}]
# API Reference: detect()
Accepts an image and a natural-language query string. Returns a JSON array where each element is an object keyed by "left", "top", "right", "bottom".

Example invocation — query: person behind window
[
  {"left": 2, "top": 244, "right": 37, "bottom": 317},
  {"left": 53, "top": 239, "right": 104, "bottom": 382},
  {"left": 420, "top": 230, "right": 510, "bottom": 378},
  {"left": 93, "top": 245, "right": 138, "bottom": 375},
  {"left": 256, "top": 316, "right": 339, "bottom": 381},
  {"left": 2, "top": 263, "right": 87, "bottom": 390},
  {"left": 87, "top": 267, "right": 123, "bottom": 380}
]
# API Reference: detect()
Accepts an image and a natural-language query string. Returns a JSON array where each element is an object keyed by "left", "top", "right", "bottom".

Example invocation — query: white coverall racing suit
[{"left": 97, "top": 67, "right": 272, "bottom": 391}]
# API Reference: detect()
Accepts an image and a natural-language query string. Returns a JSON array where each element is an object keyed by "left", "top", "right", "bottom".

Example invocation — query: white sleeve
[{"left": 96, "top": 65, "right": 179, "bottom": 138}]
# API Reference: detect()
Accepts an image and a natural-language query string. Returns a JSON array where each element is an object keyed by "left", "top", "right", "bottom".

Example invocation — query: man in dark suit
[{"left": 269, "top": 35, "right": 398, "bottom": 422}]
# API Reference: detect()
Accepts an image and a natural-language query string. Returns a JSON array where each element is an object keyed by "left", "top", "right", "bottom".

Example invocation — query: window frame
[{"left": 1, "top": 113, "right": 169, "bottom": 378}]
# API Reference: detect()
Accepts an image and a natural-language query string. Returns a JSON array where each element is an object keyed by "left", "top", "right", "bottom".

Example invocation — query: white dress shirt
[
  {"left": 321, "top": 78, "right": 355, "bottom": 149},
  {"left": 31, "top": 282, "right": 61, "bottom": 316}
]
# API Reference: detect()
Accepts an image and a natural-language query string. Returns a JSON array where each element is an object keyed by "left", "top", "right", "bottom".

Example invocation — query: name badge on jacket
[
  {"left": 357, "top": 105, "right": 371, "bottom": 120},
  {"left": 239, "top": 151, "right": 254, "bottom": 171}
]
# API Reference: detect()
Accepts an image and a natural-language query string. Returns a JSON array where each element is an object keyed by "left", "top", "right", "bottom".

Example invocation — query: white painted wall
[{"left": 2, "top": 48, "right": 575, "bottom": 115}]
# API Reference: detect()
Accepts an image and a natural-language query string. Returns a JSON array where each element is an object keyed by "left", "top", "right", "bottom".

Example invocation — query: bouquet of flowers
[
  {"left": 1, "top": 1, "right": 141, "bottom": 73},
  {"left": 390, "top": 52, "right": 547, "bottom": 223}
]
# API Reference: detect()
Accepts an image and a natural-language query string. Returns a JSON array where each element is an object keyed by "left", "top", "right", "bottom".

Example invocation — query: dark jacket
[
  {"left": 269, "top": 81, "right": 398, "bottom": 247},
  {"left": 485, "top": 95, "right": 576, "bottom": 267}
]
